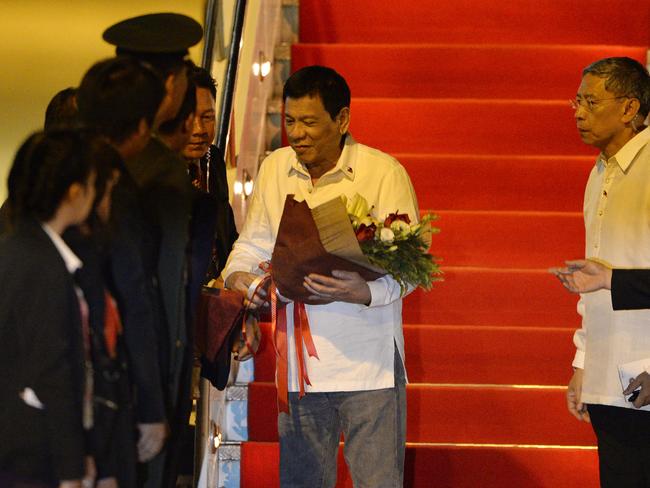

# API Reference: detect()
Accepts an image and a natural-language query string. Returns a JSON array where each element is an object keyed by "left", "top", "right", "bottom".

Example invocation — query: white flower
[
  {"left": 390, "top": 220, "right": 410, "bottom": 235},
  {"left": 380, "top": 228, "right": 395, "bottom": 243}
]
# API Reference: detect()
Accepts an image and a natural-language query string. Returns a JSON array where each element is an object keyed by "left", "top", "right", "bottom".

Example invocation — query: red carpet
[
  {"left": 432, "top": 210, "right": 584, "bottom": 268},
  {"left": 403, "top": 268, "right": 579, "bottom": 327},
  {"left": 255, "top": 323, "right": 577, "bottom": 386},
  {"left": 242, "top": 443, "right": 599, "bottom": 488},
  {"left": 350, "top": 98, "right": 592, "bottom": 155},
  {"left": 248, "top": 382, "right": 596, "bottom": 445},
  {"left": 293, "top": 44, "right": 646, "bottom": 99},
  {"left": 240, "top": 0, "right": 650, "bottom": 485},
  {"left": 400, "top": 155, "right": 593, "bottom": 211},
  {"left": 298, "top": 0, "right": 650, "bottom": 46}
]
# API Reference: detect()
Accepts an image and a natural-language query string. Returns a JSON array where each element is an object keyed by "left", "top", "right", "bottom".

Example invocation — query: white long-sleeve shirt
[
  {"left": 573, "top": 127, "right": 650, "bottom": 410},
  {"left": 223, "top": 135, "right": 419, "bottom": 392}
]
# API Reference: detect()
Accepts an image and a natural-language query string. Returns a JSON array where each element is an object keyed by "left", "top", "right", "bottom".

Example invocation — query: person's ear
[
  {"left": 622, "top": 98, "right": 641, "bottom": 123},
  {"left": 336, "top": 107, "right": 350, "bottom": 135},
  {"left": 65, "top": 182, "right": 84, "bottom": 203}
]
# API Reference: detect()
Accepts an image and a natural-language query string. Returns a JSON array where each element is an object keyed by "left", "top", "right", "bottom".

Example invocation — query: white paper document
[{"left": 617, "top": 358, "right": 650, "bottom": 401}]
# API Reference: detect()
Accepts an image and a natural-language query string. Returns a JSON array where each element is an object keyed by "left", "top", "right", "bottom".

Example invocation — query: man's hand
[
  {"left": 623, "top": 371, "right": 650, "bottom": 409},
  {"left": 303, "top": 270, "right": 371, "bottom": 305},
  {"left": 137, "top": 422, "right": 167, "bottom": 462},
  {"left": 225, "top": 271, "right": 268, "bottom": 309},
  {"left": 549, "top": 259, "right": 612, "bottom": 294},
  {"left": 567, "top": 368, "right": 590, "bottom": 422}
]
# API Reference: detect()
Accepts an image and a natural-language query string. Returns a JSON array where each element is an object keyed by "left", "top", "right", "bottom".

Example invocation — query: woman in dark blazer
[{"left": 0, "top": 130, "right": 105, "bottom": 487}]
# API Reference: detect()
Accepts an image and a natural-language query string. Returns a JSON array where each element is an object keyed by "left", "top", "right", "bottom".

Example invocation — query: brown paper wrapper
[{"left": 271, "top": 195, "right": 384, "bottom": 304}]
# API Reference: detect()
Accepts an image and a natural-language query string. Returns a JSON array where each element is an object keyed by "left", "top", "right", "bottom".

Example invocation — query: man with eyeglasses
[{"left": 560, "top": 57, "right": 650, "bottom": 487}]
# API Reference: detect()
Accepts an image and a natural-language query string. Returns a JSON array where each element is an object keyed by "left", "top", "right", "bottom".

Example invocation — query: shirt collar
[
  {"left": 288, "top": 134, "right": 357, "bottom": 181},
  {"left": 41, "top": 223, "right": 83, "bottom": 274},
  {"left": 599, "top": 127, "right": 650, "bottom": 171}
]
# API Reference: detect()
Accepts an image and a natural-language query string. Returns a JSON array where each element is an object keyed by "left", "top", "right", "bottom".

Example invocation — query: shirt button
[{"left": 598, "top": 210, "right": 603, "bottom": 216}]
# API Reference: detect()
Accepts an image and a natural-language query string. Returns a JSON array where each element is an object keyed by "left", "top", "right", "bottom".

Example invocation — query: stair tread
[
  {"left": 430, "top": 210, "right": 583, "bottom": 268},
  {"left": 349, "top": 98, "right": 592, "bottom": 155},
  {"left": 299, "top": 0, "right": 650, "bottom": 46},
  {"left": 240, "top": 441, "right": 599, "bottom": 487},
  {"left": 247, "top": 382, "right": 596, "bottom": 445},
  {"left": 293, "top": 43, "right": 646, "bottom": 98},
  {"left": 254, "top": 323, "right": 577, "bottom": 385}
]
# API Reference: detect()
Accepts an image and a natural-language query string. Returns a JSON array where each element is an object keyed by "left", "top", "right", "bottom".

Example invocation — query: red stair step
[
  {"left": 351, "top": 98, "right": 594, "bottom": 156},
  {"left": 252, "top": 269, "right": 581, "bottom": 327},
  {"left": 255, "top": 324, "right": 576, "bottom": 385},
  {"left": 433, "top": 210, "right": 584, "bottom": 268},
  {"left": 404, "top": 325, "right": 575, "bottom": 385},
  {"left": 241, "top": 442, "right": 599, "bottom": 488},
  {"left": 248, "top": 382, "right": 596, "bottom": 446},
  {"left": 399, "top": 154, "right": 593, "bottom": 212},
  {"left": 293, "top": 43, "right": 646, "bottom": 99},
  {"left": 299, "top": 0, "right": 650, "bottom": 46},
  {"left": 404, "top": 267, "right": 580, "bottom": 327}
]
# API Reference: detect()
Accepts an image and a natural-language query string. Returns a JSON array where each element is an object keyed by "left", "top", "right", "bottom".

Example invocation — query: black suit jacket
[
  {"left": 108, "top": 168, "right": 166, "bottom": 424},
  {"left": 0, "top": 220, "right": 85, "bottom": 482},
  {"left": 202, "top": 145, "right": 238, "bottom": 278},
  {"left": 611, "top": 268, "right": 650, "bottom": 310},
  {"left": 126, "top": 137, "right": 195, "bottom": 488},
  {"left": 126, "top": 136, "right": 193, "bottom": 415}
]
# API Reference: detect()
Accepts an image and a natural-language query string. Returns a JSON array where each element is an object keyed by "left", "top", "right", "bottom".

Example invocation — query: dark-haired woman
[
  {"left": 0, "top": 130, "right": 100, "bottom": 488},
  {"left": 63, "top": 143, "right": 138, "bottom": 488}
]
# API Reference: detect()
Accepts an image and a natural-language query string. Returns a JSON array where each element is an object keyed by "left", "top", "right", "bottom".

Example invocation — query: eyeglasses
[{"left": 569, "top": 96, "right": 629, "bottom": 112}]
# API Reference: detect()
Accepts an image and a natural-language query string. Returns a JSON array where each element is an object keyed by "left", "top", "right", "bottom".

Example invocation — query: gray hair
[{"left": 583, "top": 57, "right": 650, "bottom": 117}]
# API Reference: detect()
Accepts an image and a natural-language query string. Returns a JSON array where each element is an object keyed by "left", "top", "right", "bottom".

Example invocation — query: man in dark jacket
[
  {"left": 102, "top": 12, "right": 203, "bottom": 488},
  {"left": 77, "top": 55, "right": 169, "bottom": 478},
  {"left": 183, "top": 65, "right": 238, "bottom": 279}
]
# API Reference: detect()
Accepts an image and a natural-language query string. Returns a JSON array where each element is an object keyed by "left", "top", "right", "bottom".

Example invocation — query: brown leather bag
[{"left": 194, "top": 287, "right": 245, "bottom": 389}]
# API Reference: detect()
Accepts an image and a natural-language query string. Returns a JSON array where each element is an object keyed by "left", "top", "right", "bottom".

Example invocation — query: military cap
[{"left": 103, "top": 12, "right": 202, "bottom": 54}]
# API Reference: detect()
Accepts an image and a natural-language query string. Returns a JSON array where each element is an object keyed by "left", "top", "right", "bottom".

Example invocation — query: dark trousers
[{"left": 588, "top": 404, "right": 650, "bottom": 488}]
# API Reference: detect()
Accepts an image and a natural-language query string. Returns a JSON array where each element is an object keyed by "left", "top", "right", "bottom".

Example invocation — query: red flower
[
  {"left": 355, "top": 223, "right": 377, "bottom": 242},
  {"left": 384, "top": 212, "right": 411, "bottom": 227}
]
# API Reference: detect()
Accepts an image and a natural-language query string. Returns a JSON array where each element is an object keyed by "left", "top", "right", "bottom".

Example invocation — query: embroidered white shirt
[
  {"left": 573, "top": 127, "right": 650, "bottom": 410},
  {"left": 223, "top": 135, "right": 419, "bottom": 392}
]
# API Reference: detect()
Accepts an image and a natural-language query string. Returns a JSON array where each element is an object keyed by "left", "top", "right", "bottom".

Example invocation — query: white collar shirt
[
  {"left": 223, "top": 135, "right": 419, "bottom": 392},
  {"left": 41, "top": 223, "right": 82, "bottom": 275},
  {"left": 573, "top": 127, "right": 650, "bottom": 410}
]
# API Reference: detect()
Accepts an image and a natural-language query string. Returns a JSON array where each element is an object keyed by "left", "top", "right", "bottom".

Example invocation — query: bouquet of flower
[
  {"left": 343, "top": 193, "right": 442, "bottom": 294},
  {"left": 270, "top": 194, "right": 440, "bottom": 303}
]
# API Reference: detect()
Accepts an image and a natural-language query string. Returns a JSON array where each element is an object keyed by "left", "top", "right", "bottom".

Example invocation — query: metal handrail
[
  {"left": 212, "top": 0, "right": 247, "bottom": 195},
  {"left": 201, "top": 0, "right": 218, "bottom": 70}
]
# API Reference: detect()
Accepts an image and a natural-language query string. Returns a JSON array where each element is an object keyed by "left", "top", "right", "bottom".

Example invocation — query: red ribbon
[{"left": 257, "top": 263, "right": 319, "bottom": 413}]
